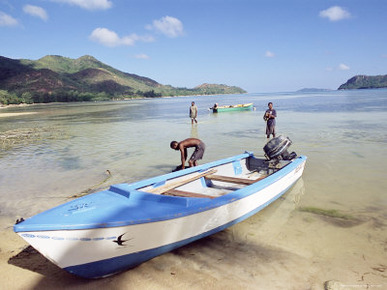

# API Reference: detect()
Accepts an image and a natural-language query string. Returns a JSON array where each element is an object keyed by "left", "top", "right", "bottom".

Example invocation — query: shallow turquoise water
[{"left": 1, "top": 90, "right": 386, "bottom": 220}]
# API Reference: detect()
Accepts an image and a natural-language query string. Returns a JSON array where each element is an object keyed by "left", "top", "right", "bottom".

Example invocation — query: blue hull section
[
  {"left": 14, "top": 151, "right": 307, "bottom": 279},
  {"left": 64, "top": 180, "right": 298, "bottom": 278}
]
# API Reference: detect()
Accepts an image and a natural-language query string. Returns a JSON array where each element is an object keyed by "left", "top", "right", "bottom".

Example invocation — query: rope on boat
[{"left": 68, "top": 169, "right": 112, "bottom": 199}]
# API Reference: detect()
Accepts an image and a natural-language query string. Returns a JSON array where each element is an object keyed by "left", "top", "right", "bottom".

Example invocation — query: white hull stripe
[{"left": 63, "top": 181, "right": 298, "bottom": 278}]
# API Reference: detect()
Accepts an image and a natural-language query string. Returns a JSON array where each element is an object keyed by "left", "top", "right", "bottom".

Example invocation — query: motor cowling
[{"left": 263, "top": 135, "right": 297, "bottom": 160}]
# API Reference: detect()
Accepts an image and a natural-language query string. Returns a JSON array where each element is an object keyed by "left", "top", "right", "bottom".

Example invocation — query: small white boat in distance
[{"left": 14, "top": 136, "right": 306, "bottom": 279}]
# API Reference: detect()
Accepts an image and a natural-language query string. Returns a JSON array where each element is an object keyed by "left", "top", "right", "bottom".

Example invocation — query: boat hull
[
  {"left": 67, "top": 178, "right": 300, "bottom": 278},
  {"left": 14, "top": 153, "right": 306, "bottom": 278},
  {"left": 215, "top": 103, "right": 253, "bottom": 112}
]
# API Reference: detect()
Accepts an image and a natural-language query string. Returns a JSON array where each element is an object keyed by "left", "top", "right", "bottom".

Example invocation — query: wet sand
[
  {"left": 0, "top": 103, "right": 36, "bottom": 118},
  {"left": 0, "top": 112, "right": 37, "bottom": 118},
  {"left": 1, "top": 183, "right": 385, "bottom": 290}
]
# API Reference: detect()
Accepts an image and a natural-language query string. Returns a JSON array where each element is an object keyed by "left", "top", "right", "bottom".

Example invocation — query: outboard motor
[
  {"left": 263, "top": 135, "right": 297, "bottom": 161},
  {"left": 247, "top": 135, "right": 298, "bottom": 174}
]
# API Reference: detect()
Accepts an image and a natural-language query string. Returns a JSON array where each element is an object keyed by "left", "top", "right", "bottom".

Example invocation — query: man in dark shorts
[
  {"left": 189, "top": 101, "right": 198, "bottom": 124},
  {"left": 170, "top": 138, "right": 205, "bottom": 169},
  {"left": 263, "top": 102, "right": 277, "bottom": 138}
]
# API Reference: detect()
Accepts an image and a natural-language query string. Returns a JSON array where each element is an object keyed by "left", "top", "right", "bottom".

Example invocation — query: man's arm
[
  {"left": 178, "top": 145, "right": 187, "bottom": 169},
  {"left": 177, "top": 138, "right": 200, "bottom": 169},
  {"left": 263, "top": 110, "right": 269, "bottom": 121}
]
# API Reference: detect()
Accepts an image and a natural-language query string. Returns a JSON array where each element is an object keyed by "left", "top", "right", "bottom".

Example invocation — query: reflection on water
[
  {"left": 230, "top": 178, "right": 306, "bottom": 243},
  {"left": 190, "top": 124, "right": 199, "bottom": 138}
]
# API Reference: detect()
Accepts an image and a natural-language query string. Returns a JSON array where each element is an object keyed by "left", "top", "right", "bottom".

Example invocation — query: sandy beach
[
  {"left": 0, "top": 112, "right": 37, "bottom": 118},
  {"left": 1, "top": 93, "right": 386, "bottom": 289},
  {"left": 0, "top": 103, "right": 37, "bottom": 118},
  {"left": 1, "top": 187, "right": 385, "bottom": 290}
]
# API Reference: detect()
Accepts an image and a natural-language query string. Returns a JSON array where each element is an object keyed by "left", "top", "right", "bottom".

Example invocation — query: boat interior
[{"left": 138, "top": 156, "right": 293, "bottom": 199}]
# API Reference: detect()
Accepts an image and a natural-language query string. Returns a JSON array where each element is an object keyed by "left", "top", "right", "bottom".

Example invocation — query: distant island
[
  {"left": 0, "top": 55, "right": 246, "bottom": 105},
  {"left": 338, "top": 75, "right": 387, "bottom": 90}
]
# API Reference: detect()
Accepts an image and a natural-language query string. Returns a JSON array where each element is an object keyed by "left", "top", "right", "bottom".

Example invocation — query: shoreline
[
  {"left": 0, "top": 112, "right": 38, "bottom": 118},
  {"left": 1, "top": 204, "right": 385, "bottom": 289},
  {"left": 0, "top": 92, "right": 248, "bottom": 111},
  {"left": 0, "top": 103, "right": 30, "bottom": 109},
  {"left": 1, "top": 176, "right": 385, "bottom": 289}
]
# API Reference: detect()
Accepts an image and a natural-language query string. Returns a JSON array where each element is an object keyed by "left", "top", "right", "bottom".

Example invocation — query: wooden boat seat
[
  {"left": 163, "top": 189, "right": 215, "bottom": 199},
  {"left": 205, "top": 174, "right": 266, "bottom": 185},
  {"left": 146, "top": 169, "right": 217, "bottom": 194}
]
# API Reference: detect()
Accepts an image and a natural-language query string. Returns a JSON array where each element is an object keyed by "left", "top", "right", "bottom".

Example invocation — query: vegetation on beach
[{"left": 0, "top": 55, "right": 246, "bottom": 105}]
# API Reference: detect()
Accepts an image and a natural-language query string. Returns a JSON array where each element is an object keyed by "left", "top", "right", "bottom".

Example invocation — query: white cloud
[
  {"left": 338, "top": 63, "right": 350, "bottom": 70},
  {"left": 265, "top": 51, "right": 275, "bottom": 58},
  {"left": 90, "top": 28, "right": 121, "bottom": 47},
  {"left": 23, "top": 5, "right": 48, "bottom": 21},
  {"left": 135, "top": 54, "right": 150, "bottom": 59},
  {"left": 319, "top": 6, "right": 351, "bottom": 22},
  {"left": 147, "top": 16, "right": 184, "bottom": 38},
  {"left": 89, "top": 27, "right": 154, "bottom": 47},
  {"left": 52, "top": 0, "right": 112, "bottom": 10},
  {"left": 0, "top": 11, "right": 18, "bottom": 27}
]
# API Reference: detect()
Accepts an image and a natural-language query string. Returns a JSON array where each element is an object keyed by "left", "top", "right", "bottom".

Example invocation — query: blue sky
[{"left": 1, "top": 0, "right": 386, "bottom": 93}]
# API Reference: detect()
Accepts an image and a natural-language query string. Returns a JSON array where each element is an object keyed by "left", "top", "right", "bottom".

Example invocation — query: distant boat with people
[{"left": 210, "top": 102, "right": 253, "bottom": 113}]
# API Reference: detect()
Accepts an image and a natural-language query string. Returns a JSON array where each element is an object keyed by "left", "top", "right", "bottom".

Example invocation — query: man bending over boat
[{"left": 170, "top": 138, "right": 205, "bottom": 170}]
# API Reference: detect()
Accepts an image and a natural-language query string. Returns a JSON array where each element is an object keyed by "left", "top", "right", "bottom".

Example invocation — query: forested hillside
[
  {"left": 338, "top": 75, "right": 387, "bottom": 90},
  {"left": 0, "top": 55, "right": 246, "bottom": 105}
]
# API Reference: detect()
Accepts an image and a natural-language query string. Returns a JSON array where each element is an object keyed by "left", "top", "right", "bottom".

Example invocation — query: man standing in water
[
  {"left": 263, "top": 102, "right": 277, "bottom": 138},
  {"left": 170, "top": 138, "right": 205, "bottom": 170},
  {"left": 189, "top": 101, "right": 198, "bottom": 124}
]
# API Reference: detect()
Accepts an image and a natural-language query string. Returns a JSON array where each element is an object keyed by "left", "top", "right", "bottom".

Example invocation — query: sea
[{"left": 0, "top": 89, "right": 386, "bottom": 288}]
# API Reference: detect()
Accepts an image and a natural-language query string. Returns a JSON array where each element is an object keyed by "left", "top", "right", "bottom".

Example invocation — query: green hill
[
  {"left": 338, "top": 75, "right": 387, "bottom": 90},
  {"left": 0, "top": 55, "right": 246, "bottom": 105}
]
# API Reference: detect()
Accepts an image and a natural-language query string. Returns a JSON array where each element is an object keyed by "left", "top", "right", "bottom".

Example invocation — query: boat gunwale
[
  {"left": 14, "top": 155, "right": 307, "bottom": 232},
  {"left": 217, "top": 102, "right": 253, "bottom": 109},
  {"left": 123, "top": 152, "right": 253, "bottom": 191}
]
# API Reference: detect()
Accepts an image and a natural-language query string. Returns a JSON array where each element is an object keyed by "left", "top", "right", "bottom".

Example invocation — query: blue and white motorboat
[{"left": 14, "top": 136, "right": 307, "bottom": 279}]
